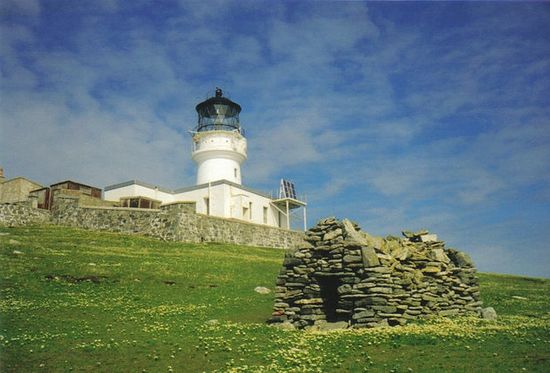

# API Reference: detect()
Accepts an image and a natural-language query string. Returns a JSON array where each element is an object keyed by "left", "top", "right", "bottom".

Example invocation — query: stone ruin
[{"left": 269, "top": 217, "right": 482, "bottom": 329}]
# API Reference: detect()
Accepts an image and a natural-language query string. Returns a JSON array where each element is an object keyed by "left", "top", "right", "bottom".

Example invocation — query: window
[
  {"left": 130, "top": 198, "right": 139, "bottom": 208},
  {"left": 204, "top": 197, "right": 210, "bottom": 215},
  {"left": 234, "top": 168, "right": 238, "bottom": 179},
  {"left": 242, "top": 202, "right": 253, "bottom": 220},
  {"left": 263, "top": 207, "right": 268, "bottom": 224}
]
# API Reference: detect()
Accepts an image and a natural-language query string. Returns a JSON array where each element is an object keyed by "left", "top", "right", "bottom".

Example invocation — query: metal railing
[{"left": 194, "top": 124, "right": 244, "bottom": 135}]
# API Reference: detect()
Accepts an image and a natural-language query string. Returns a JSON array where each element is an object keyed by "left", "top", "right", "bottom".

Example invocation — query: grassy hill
[{"left": 1, "top": 225, "right": 549, "bottom": 372}]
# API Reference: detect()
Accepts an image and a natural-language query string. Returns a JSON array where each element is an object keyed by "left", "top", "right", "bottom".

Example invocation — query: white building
[{"left": 104, "top": 88, "right": 306, "bottom": 230}]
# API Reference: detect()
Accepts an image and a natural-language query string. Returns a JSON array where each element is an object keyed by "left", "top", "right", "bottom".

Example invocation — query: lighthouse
[
  {"left": 191, "top": 88, "right": 247, "bottom": 185},
  {"left": 104, "top": 88, "right": 307, "bottom": 230}
]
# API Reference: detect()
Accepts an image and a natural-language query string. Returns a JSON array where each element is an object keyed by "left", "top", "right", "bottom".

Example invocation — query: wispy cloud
[{"left": 0, "top": 1, "right": 549, "bottom": 277}]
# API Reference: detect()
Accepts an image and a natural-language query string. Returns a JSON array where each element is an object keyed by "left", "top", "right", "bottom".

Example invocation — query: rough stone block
[
  {"left": 369, "top": 287, "right": 393, "bottom": 294},
  {"left": 420, "top": 234, "right": 438, "bottom": 242},
  {"left": 295, "top": 298, "right": 323, "bottom": 305},
  {"left": 361, "top": 246, "right": 380, "bottom": 267},
  {"left": 337, "top": 284, "right": 353, "bottom": 295},
  {"left": 429, "top": 248, "right": 450, "bottom": 263},
  {"left": 422, "top": 266, "right": 441, "bottom": 274},
  {"left": 439, "top": 309, "right": 460, "bottom": 316},
  {"left": 323, "top": 228, "right": 343, "bottom": 241},
  {"left": 317, "top": 321, "right": 349, "bottom": 331},
  {"left": 372, "top": 305, "right": 397, "bottom": 313},
  {"left": 481, "top": 307, "right": 497, "bottom": 320},
  {"left": 352, "top": 310, "right": 375, "bottom": 319},
  {"left": 343, "top": 254, "right": 362, "bottom": 263},
  {"left": 364, "top": 267, "right": 391, "bottom": 276}
]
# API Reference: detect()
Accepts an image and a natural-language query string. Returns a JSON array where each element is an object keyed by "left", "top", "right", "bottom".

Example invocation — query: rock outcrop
[{"left": 269, "top": 217, "right": 482, "bottom": 329}]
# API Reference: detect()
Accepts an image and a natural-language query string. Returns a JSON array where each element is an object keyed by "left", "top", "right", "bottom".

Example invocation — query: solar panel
[{"left": 280, "top": 179, "right": 297, "bottom": 199}]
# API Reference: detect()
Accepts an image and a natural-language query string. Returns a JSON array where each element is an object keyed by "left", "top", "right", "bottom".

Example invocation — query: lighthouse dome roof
[{"left": 195, "top": 88, "right": 241, "bottom": 113}]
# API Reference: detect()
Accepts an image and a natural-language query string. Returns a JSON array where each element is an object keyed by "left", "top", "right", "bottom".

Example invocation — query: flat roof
[
  {"left": 104, "top": 179, "right": 272, "bottom": 199},
  {"left": 174, "top": 179, "right": 272, "bottom": 198},
  {"left": 104, "top": 179, "right": 173, "bottom": 194}
]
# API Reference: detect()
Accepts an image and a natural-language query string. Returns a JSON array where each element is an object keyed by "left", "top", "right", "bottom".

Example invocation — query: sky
[{"left": 1, "top": 0, "right": 549, "bottom": 278}]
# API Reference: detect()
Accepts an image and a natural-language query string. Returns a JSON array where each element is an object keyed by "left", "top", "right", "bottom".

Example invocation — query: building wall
[
  {"left": 0, "top": 178, "right": 43, "bottom": 203},
  {"left": 106, "top": 181, "right": 295, "bottom": 229},
  {"left": 104, "top": 183, "right": 175, "bottom": 203},
  {"left": 50, "top": 181, "right": 101, "bottom": 198},
  {"left": 56, "top": 189, "right": 118, "bottom": 208},
  {"left": 104, "top": 184, "right": 135, "bottom": 201},
  {"left": 227, "top": 184, "right": 283, "bottom": 227},
  {"left": 174, "top": 186, "right": 212, "bottom": 215}
]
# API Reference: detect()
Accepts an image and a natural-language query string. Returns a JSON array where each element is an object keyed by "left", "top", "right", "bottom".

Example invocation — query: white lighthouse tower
[
  {"left": 104, "top": 88, "right": 307, "bottom": 230},
  {"left": 191, "top": 88, "right": 247, "bottom": 185}
]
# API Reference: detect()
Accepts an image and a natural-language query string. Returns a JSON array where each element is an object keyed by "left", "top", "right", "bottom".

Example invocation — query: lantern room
[{"left": 195, "top": 88, "right": 242, "bottom": 133}]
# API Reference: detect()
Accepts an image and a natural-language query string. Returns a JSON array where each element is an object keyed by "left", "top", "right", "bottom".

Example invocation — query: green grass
[{"left": 1, "top": 225, "right": 549, "bottom": 372}]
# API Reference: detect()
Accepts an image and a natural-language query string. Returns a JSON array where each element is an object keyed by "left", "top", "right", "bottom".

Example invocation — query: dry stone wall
[
  {"left": 0, "top": 196, "right": 303, "bottom": 249},
  {"left": 0, "top": 202, "right": 51, "bottom": 227},
  {"left": 171, "top": 207, "right": 302, "bottom": 248},
  {"left": 270, "top": 217, "right": 482, "bottom": 329},
  {"left": 51, "top": 196, "right": 173, "bottom": 239},
  {"left": 50, "top": 196, "right": 304, "bottom": 249}
]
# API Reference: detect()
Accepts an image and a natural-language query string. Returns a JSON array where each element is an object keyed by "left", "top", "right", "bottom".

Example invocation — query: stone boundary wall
[
  {"left": 50, "top": 196, "right": 304, "bottom": 249},
  {"left": 0, "top": 202, "right": 51, "bottom": 227},
  {"left": 50, "top": 196, "right": 169, "bottom": 237},
  {"left": 270, "top": 218, "right": 482, "bottom": 329}
]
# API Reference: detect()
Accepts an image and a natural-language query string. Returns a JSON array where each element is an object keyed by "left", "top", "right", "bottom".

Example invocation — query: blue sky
[{"left": 1, "top": 1, "right": 549, "bottom": 277}]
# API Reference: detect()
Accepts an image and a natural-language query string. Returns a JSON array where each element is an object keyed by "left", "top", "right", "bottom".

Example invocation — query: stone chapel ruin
[{"left": 269, "top": 217, "right": 482, "bottom": 329}]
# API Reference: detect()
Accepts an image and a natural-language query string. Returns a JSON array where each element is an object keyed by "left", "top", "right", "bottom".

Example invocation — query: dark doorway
[{"left": 318, "top": 276, "right": 340, "bottom": 322}]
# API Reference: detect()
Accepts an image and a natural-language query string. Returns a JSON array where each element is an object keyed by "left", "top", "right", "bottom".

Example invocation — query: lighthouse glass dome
[{"left": 195, "top": 88, "right": 242, "bottom": 132}]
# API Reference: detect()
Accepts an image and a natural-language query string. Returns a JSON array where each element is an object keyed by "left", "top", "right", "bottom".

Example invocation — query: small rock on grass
[
  {"left": 481, "top": 307, "right": 497, "bottom": 320},
  {"left": 12, "top": 250, "right": 24, "bottom": 255},
  {"left": 512, "top": 295, "right": 528, "bottom": 300},
  {"left": 9, "top": 239, "right": 20, "bottom": 245},
  {"left": 254, "top": 286, "right": 271, "bottom": 294},
  {"left": 272, "top": 321, "right": 295, "bottom": 330},
  {"left": 315, "top": 320, "right": 349, "bottom": 331}
]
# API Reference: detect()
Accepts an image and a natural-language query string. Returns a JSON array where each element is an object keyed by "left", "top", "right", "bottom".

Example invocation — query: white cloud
[{"left": 0, "top": 2, "right": 549, "bottom": 277}]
